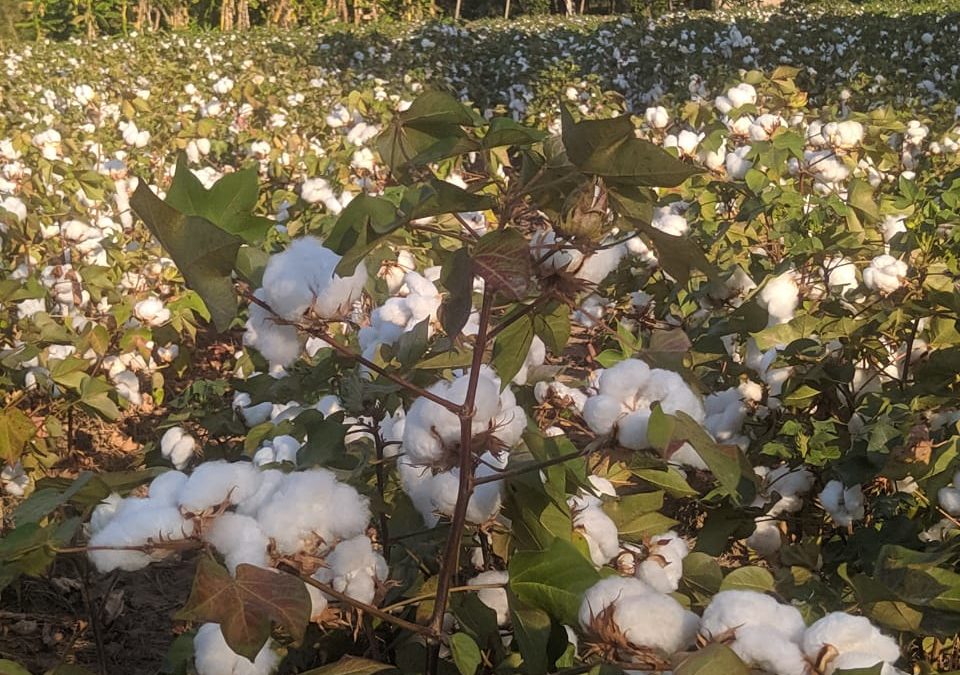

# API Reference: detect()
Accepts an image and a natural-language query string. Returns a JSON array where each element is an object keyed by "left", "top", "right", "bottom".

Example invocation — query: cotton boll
[
  {"left": 746, "top": 518, "right": 783, "bottom": 555},
  {"left": 938, "top": 478, "right": 960, "bottom": 516},
  {"left": 725, "top": 146, "right": 753, "bottom": 179},
  {"left": 701, "top": 590, "right": 807, "bottom": 645},
  {"left": 255, "top": 469, "right": 369, "bottom": 554},
  {"left": 570, "top": 501, "right": 620, "bottom": 566},
  {"left": 113, "top": 370, "right": 142, "bottom": 405},
  {"left": 728, "top": 624, "right": 810, "bottom": 675},
  {"left": 599, "top": 359, "right": 652, "bottom": 400},
  {"left": 204, "top": 513, "right": 270, "bottom": 573},
  {"left": 235, "top": 469, "right": 285, "bottom": 517},
  {"left": 260, "top": 237, "right": 366, "bottom": 321},
  {"left": 880, "top": 215, "right": 907, "bottom": 245},
  {"left": 612, "top": 592, "right": 700, "bottom": 654},
  {"left": 616, "top": 410, "right": 651, "bottom": 450},
  {"left": 760, "top": 271, "right": 799, "bottom": 326},
  {"left": 317, "top": 535, "right": 388, "bottom": 605},
  {"left": 578, "top": 576, "right": 653, "bottom": 630},
  {"left": 90, "top": 493, "right": 124, "bottom": 534},
  {"left": 828, "top": 653, "right": 901, "bottom": 675},
  {"left": 583, "top": 394, "right": 626, "bottom": 435},
  {"left": 863, "top": 255, "right": 907, "bottom": 295},
  {"left": 160, "top": 427, "right": 196, "bottom": 470},
  {"left": 148, "top": 470, "right": 188, "bottom": 506},
  {"left": 534, "top": 381, "right": 588, "bottom": 412},
  {"left": 467, "top": 570, "right": 510, "bottom": 626},
  {"left": 194, "top": 623, "right": 280, "bottom": 675},
  {"left": 634, "top": 531, "right": 688, "bottom": 593},
  {"left": 178, "top": 461, "right": 263, "bottom": 513},
  {"left": 644, "top": 106, "right": 670, "bottom": 129},
  {"left": 88, "top": 503, "right": 195, "bottom": 572},
  {"left": 819, "top": 481, "right": 865, "bottom": 527},
  {"left": 244, "top": 295, "right": 302, "bottom": 370},
  {"left": 825, "top": 256, "right": 857, "bottom": 295},
  {"left": 802, "top": 612, "right": 901, "bottom": 670},
  {"left": 513, "top": 336, "right": 546, "bottom": 385}
]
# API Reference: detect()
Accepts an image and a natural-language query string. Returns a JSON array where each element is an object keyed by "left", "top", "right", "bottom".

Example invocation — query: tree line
[{"left": 0, "top": 0, "right": 728, "bottom": 40}]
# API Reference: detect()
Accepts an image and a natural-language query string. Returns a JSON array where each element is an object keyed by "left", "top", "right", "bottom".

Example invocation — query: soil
[{"left": 0, "top": 327, "right": 242, "bottom": 674}]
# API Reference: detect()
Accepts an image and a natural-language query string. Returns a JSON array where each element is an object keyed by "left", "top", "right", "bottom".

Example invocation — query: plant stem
[{"left": 426, "top": 289, "right": 494, "bottom": 672}]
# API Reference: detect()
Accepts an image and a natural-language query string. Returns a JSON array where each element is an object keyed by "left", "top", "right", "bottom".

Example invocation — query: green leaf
[
  {"left": 532, "top": 302, "right": 571, "bottom": 353},
  {"left": 561, "top": 106, "right": 700, "bottom": 187},
  {"left": 177, "top": 557, "right": 311, "bottom": 661},
  {"left": 720, "top": 566, "right": 775, "bottom": 593},
  {"left": 492, "top": 314, "right": 535, "bottom": 387},
  {"left": 782, "top": 384, "right": 820, "bottom": 407},
  {"left": 449, "top": 633, "right": 482, "bottom": 675},
  {"left": 509, "top": 538, "right": 600, "bottom": 625},
  {"left": 130, "top": 180, "right": 242, "bottom": 331},
  {"left": 0, "top": 660, "right": 32, "bottom": 675},
  {"left": 848, "top": 178, "right": 880, "bottom": 224},
  {"left": 637, "top": 223, "right": 720, "bottom": 286},
  {"left": 79, "top": 376, "right": 121, "bottom": 421},
  {"left": 301, "top": 657, "right": 396, "bottom": 674},
  {"left": 673, "top": 643, "right": 749, "bottom": 675},
  {"left": 326, "top": 194, "right": 399, "bottom": 277},
  {"left": 165, "top": 154, "right": 273, "bottom": 243},
  {"left": 483, "top": 118, "right": 547, "bottom": 149},
  {"left": 473, "top": 229, "right": 533, "bottom": 301},
  {"left": 0, "top": 409, "right": 36, "bottom": 464},
  {"left": 439, "top": 247, "right": 474, "bottom": 341},
  {"left": 510, "top": 600, "right": 552, "bottom": 675},
  {"left": 632, "top": 468, "right": 698, "bottom": 497},
  {"left": 681, "top": 552, "right": 723, "bottom": 599}
]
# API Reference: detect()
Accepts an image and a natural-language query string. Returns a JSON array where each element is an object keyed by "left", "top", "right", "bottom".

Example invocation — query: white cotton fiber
[
  {"left": 255, "top": 469, "right": 369, "bottom": 554},
  {"left": 314, "top": 535, "right": 387, "bottom": 605},
  {"left": 612, "top": 592, "right": 700, "bottom": 654},
  {"left": 802, "top": 612, "right": 901, "bottom": 671},
  {"left": 578, "top": 576, "right": 653, "bottom": 629},
  {"left": 204, "top": 513, "right": 270, "bottom": 574},
  {"left": 148, "top": 470, "right": 188, "bottom": 506},
  {"left": 635, "top": 531, "right": 688, "bottom": 593},
  {"left": 160, "top": 426, "right": 196, "bottom": 470},
  {"left": 468, "top": 570, "right": 510, "bottom": 626},
  {"left": 863, "top": 255, "right": 907, "bottom": 295},
  {"left": 570, "top": 500, "right": 621, "bottom": 567},
  {"left": 179, "top": 461, "right": 263, "bottom": 513},
  {"left": 728, "top": 624, "right": 810, "bottom": 675},
  {"left": 760, "top": 272, "right": 799, "bottom": 326},
  {"left": 819, "top": 480, "right": 865, "bottom": 527},
  {"left": 88, "top": 502, "right": 195, "bottom": 572},
  {"left": 260, "top": 236, "right": 367, "bottom": 321},
  {"left": 701, "top": 590, "right": 806, "bottom": 644},
  {"left": 194, "top": 623, "right": 280, "bottom": 675}
]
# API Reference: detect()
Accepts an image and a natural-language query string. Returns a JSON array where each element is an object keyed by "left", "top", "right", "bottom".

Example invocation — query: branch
[{"left": 473, "top": 445, "right": 594, "bottom": 486}]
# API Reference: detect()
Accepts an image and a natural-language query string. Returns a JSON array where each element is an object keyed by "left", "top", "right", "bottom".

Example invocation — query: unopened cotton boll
[
  {"left": 863, "top": 255, "right": 907, "bottom": 295},
  {"left": 194, "top": 623, "right": 280, "bottom": 675},
  {"left": 468, "top": 570, "right": 510, "bottom": 626},
  {"left": 159, "top": 427, "right": 196, "bottom": 470}
]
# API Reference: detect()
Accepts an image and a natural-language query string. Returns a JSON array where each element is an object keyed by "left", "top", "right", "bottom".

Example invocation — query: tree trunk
[
  {"left": 236, "top": 0, "right": 249, "bottom": 28},
  {"left": 220, "top": 0, "right": 234, "bottom": 30}
]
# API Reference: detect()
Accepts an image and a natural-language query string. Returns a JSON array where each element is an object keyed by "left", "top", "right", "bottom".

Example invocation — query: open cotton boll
[
  {"left": 863, "top": 255, "right": 907, "bottom": 295},
  {"left": 88, "top": 502, "right": 195, "bottom": 572},
  {"left": 819, "top": 480, "right": 865, "bottom": 527},
  {"left": 612, "top": 592, "right": 700, "bottom": 655},
  {"left": 821, "top": 258, "right": 857, "bottom": 298},
  {"left": 89, "top": 492, "right": 124, "bottom": 534},
  {"left": 651, "top": 207, "right": 688, "bottom": 237},
  {"left": 148, "top": 470, "right": 188, "bottom": 506},
  {"left": 194, "top": 623, "right": 280, "bottom": 675},
  {"left": 314, "top": 535, "right": 388, "bottom": 605},
  {"left": 467, "top": 570, "right": 510, "bottom": 626},
  {"left": 236, "top": 469, "right": 285, "bottom": 517},
  {"left": 260, "top": 237, "right": 367, "bottom": 321},
  {"left": 178, "top": 460, "right": 263, "bottom": 513},
  {"left": 534, "top": 380, "right": 588, "bottom": 412},
  {"left": 513, "top": 336, "right": 546, "bottom": 385},
  {"left": 160, "top": 427, "right": 196, "bottom": 470},
  {"left": 725, "top": 146, "right": 753, "bottom": 179},
  {"left": 244, "top": 294, "right": 302, "bottom": 370},
  {"left": 578, "top": 576, "right": 654, "bottom": 630},
  {"left": 829, "top": 653, "right": 902, "bottom": 675},
  {"left": 746, "top": 518, "right": 784, "bottom": 556},
  {"left": 204, "top": 513, "right": 270, "bottom": 574},
  {"left": 644, "top": 106, "right": 670, "bottom": 129},
  {"left": 725, "top": 624, "right": 810, "bottom": 675},
  {"left": 255, "top": 469, "right": 370, "bottom": 555},
  {"left": 570, "top": 499, "right": 620, "bottom": 566},
  {"left": 760, "top": 271, "right": 799, "bottom": 326},
  {"left": 881, "top": 214, "right": 907, "bottom": 246},
  {"left": 802, "top": 612, "right": 901, "bottom": 671},
  {"left": 634, "top": 531, "right": 688, "bottom": 593},
  {"left": 582, "top": 394, "right": 627, "bottom": 435},
  {"left": 701, "top": 590, "right": 807, "bottom": 645}
]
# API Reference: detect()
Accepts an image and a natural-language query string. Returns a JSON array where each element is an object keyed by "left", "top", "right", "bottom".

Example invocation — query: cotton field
[{"left": 1, "top": 3, "right": 960, "bottom": 675}]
